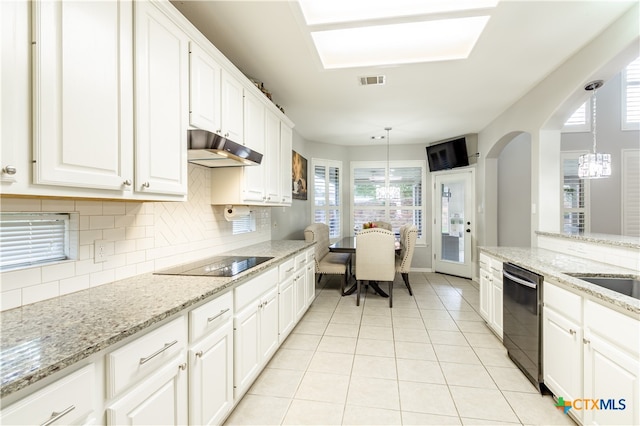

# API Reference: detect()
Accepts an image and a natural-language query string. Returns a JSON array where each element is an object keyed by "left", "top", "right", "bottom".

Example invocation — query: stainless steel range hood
[{"left": 188, "top": 129, "right": 263, "bottom": 167}]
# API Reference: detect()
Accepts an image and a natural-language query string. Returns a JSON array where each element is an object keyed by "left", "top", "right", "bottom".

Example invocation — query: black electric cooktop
[{"left": 155, "top": 256, "right": 274, "bottom": 277}]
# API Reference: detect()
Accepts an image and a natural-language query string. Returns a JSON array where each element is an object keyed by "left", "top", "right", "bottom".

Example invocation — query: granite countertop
[
  {"left": 536, "top": 231, "right": 640, "bottom": 249},
  {"left": 0, "top": 240, "right": 314, "bottom": 399},
  {"left": 479, "top": 246, "right": 640, "bottom": 315}
]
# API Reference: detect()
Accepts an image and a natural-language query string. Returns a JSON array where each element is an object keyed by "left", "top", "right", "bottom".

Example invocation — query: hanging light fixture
[{"left": 578, "top": 80, "right": 611, "bottom": 179}]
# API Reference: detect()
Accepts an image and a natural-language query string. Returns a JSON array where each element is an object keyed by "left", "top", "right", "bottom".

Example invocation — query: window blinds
[
  {"left": 0, "top": 214, "right": 69, "bottom": 270},
  {"left": 624, "top": 57, "right": 640, "bottom": 128},
  {"left": 313, "top": 161, "right": 342, "bottom": 239}
]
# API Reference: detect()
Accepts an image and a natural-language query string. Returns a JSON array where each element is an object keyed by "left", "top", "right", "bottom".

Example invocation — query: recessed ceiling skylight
[
  {"left": 311, "top": 16, "right": 490, "bottom": 69},
  {"left": 299, "top": 0, "right": 499, "bottom": 25}
]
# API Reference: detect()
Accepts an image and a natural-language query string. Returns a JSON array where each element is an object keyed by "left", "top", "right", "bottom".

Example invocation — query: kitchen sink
[{"left": 568, "top": 275, "right": 640, "bottom": 300}]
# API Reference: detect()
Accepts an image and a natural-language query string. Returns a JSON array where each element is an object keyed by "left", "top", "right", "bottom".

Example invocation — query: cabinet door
[
  {"left": 242, "top": 91, "right": 266, "bottom": 202},
  {"left": 278, "top": 276, "right": 295, "bottom": 343},
  {"left": 479, "top": 269, "right": 491, "bottom": 322},
  {"left": 491, "top": 277, "right": 503, "bottom": 339},
  {"left": 220, "top": 70, "right": 244, "bottom": 144},
  {"left": 583, "top": 332, "right": 639, "bottom": 425},
  {"left": 134, "top": 1, "right": 188, "bottom": 196},
  {"left": 264, "top": 110, "right": 281, "bottom": 204},
  {"left": 233, "top": 302, "right": 260, "bottom": 398},
  {"left": 189, "top": 321, "right": 233, "bottom": 426},
  {"left": 279, "top": 122, "right": 293, "bottom": 205},
  {"left": 543, "top": 307, "right": 582, "bottom": 418},
  {"left": 106, "top": 354, "right": 188, "bottom": 425},
  {"left": 259, "top": 287, "right": 279, "bottom": 362},
  {"left": 189, "top": 42, "right": 221, "bottom": 134},
  {"left": 1, "top": 0, "right": 29, "bottom": 188},
  {"left": 294, "top": 269, "right": 307, "bottom": 322},
  {"left": 33, "top": 0, "right": 134, "bottom": 191},
  {"left": 306, "top": 259, "right": 316, "bottom": 306}
]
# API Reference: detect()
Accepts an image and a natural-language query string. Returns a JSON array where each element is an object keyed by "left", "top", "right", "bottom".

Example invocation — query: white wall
[
  {"left": 0, "top": 165, "right": 271, "bottom": 310},
  {"left": 561, "top": 71, "right": 640, "bottom": 235},
  {"left": 498, "top": 133, "right": 532, "bottom": 246},
  {"left": 477, "top": 3, "right": 639, "bottom": 248}
]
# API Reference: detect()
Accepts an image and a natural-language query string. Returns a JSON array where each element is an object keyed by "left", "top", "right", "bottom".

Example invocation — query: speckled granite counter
[
  {"left": 0, "top": 240, "right": 314, "bottom": 399},
  {"left": 536, "top": 231, "right": 640, "bottom": 249},
  {"left": 479, "top": 246, "right": 640, "bottom": 315}
]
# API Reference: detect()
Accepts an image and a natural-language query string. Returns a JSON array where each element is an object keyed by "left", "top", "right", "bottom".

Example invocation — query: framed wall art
[{"left": 292, "top": 150, "right": 308, "bottom": 200}]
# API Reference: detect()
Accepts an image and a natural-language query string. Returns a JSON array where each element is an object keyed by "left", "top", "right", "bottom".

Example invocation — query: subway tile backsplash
[{"left": 0, "top": 165, "right": 271, "bottom": 311}]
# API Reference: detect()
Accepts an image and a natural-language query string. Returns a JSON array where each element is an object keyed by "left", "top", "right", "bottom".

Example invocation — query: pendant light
[{"left": 578, "top": 80, "right": 611, "bottom": 179}]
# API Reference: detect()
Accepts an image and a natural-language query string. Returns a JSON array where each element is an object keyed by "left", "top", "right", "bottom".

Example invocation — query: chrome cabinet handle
[
  {"left": 286, "top": 267, "right": 294, "bottom": 273},
  {"left": 139, "top": 340, "right": 178, "bottom": 365},
  {"left": 123, "top": 179, "right": 132, "bottom": 186},
  {"left": 142, "top": 181, "right": 150, "bottom": 188},
  {"left": 207, "top": 308, "right": 230, "bottom": 323},
  {"left": 178, "top": 362, "right": 187, "bottom": 371},
  {"left": 583, "top": 338, "right": 591, "bottom": 345},
  {"left": 2, "top": 165, "right": 17, "bottom": 175},
  {"left": 195, "top": 350, "right": 203, "bottom": 358},
  {"left": 41, "top": 405, "right": 75, "bottom": 426},
  {"left": 569, "top": 329, "right": 576, "bottom": 335},
  {"left": 224, "top": 132, "right": 229, "bottom": 137}
]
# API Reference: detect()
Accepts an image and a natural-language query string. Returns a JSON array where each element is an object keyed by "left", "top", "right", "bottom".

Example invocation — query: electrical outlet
[{"left": 94, "top": 240, "right": 108, "bottom": 263}]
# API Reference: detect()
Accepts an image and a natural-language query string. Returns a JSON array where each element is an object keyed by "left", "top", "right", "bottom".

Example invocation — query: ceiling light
[
  {"left": 578, "top": 80, "right": 611, "bottom": 179},
  {"left": 311, "top": 16, "right": 490, "bottom": 69},
  {"left": 298, "top": 0, "right": 499, "bottom": 26}
]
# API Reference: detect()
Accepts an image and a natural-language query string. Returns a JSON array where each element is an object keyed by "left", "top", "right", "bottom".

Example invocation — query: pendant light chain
[{"left": 592, "top": 86, "right": 597, "bottom": 154}]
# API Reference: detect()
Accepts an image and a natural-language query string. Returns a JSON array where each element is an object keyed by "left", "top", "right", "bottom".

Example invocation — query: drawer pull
[
  {"left": 41, "top": 405, "right": 75, "bottom": 426},
  {"left": 207, "top": 308, "right": 230, "bottom": 323},
  {"left": 583, "top": 338, "right": 591, "bottom": 345},
  {"left": 195, "top": 350, "right": 203, "bottom": 358},
  {"left": 178, "top": 363, "right": 187, "bottom": 371},
  {"left": 569, "top": 329, "right": 576, "bottom": 335},
  {"left": 139, "top": 340, "right": 178, "bottom": 365},
  {"left": 286, "top": 267, "right": 294, "bottom": 273}
]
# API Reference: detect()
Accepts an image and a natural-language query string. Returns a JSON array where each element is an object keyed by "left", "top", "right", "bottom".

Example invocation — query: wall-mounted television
[{"left": 426, "top": 137, "right": 469, "bottom": 172}]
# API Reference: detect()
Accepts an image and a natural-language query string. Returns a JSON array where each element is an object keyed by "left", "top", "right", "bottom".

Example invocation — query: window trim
[
  {"left": 622, "top": 56, "right": 640, "bottom": 131},
  {"left": 350, "top": 159, "right": 426, "bottom": 244},
  {"left": 311, "top": 158, "right": 343, "bottom": 242},
  {"left": 560, "top": 151, "right": 591, "bottom": 234}
]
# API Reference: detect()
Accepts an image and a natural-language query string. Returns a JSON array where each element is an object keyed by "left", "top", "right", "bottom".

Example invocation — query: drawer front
[
  {"left": 306, "top": 248, "right": 315, "bottom": 264},
  {"left": 278, "top": 258, "right": 295, "bottom": 281},
  {"left": 585, "top": 300, "right": 640, "bottom": 355},
  {"left": 295, "top": 252, "right": 307, "bottom": 270},
  {"left": 189, "top": 291, "right": 233, "bottom": 342},
  {"left": 1, "top": 364, "right": 95, "bottom": 426},
  {"left": 235, "top": 267, "right": 278, "bottom": 311},
  {"left": 479, "top": 252, "right": 491, "bottom": 268},
  {"left": 107, "top": 316, "right": 187, "bottom": 398},
  {"left": 544, "top": 281, "right": 582, "bottom": 323}
]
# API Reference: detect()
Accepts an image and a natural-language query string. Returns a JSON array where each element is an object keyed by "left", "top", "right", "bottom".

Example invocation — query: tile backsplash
[{"left": 0, "top": 165, "right": 271, "bottom": 311}]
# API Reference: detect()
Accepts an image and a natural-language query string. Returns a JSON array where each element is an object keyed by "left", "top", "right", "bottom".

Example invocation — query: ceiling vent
[{"left": 359, "top": 75, "right": 385, "bottom": 86}]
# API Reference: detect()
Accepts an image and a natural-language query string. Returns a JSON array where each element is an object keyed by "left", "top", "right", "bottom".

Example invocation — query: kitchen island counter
[
  {"left": 0, "top": 240, "right": 314, "bottom": 399},
  {"left": 479, "top": 246, "right": 640, "bottom": 316}
]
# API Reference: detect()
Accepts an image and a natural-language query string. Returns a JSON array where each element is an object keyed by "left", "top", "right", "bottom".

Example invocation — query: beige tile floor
[{"left": 224, "top": 273, "right": 576, "bottom": 426}]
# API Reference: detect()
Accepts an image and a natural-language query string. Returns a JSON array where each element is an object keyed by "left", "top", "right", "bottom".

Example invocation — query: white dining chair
[
  {"left": 304, "top": 223, "right": 351, "bottom": 295},
  {"left": 355, "top": 228, "right": 396, "bottom": 307},
  {"left": 396, "top": 224, "right": 418, "bottom": 296}
]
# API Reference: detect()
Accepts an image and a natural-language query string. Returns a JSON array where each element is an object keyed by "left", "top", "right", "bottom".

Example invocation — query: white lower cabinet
[
  {"left": 543, "top": 280, "right": 640, "bottom": 425},
  {"left": 305, "top": 250, "right": 316, "bottom": 306},
  {"left": 0, "top": 364, "right": 96, "bottom": 425},
  {"left": 478, "top": 252, "right": 503, "bottom": 340},
  {"left": 278, "top": 273, "right": 296, "bottom": 343},
  {"left": 233, "top": 269, "right": 279, "bottom": 399},
  {"left": 106, "top": 355, "right": 188, "bottom": 425}
]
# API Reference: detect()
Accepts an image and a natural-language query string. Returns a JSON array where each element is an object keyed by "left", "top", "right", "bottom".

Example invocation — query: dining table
[{"left": 329, "top": 236, "right": 400, "bottom": 297}]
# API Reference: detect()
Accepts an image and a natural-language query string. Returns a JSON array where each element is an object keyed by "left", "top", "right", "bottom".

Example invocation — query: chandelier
[{"left": 578, "top": 80, "right": 611, "bottom": 179}]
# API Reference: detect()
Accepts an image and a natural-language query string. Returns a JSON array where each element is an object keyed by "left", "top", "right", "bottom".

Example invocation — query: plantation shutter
[
  {"left": 0, "top": 214, "right": 69, "bottom": 270},
  {"left": 624, "top": 57, "right": 640, "bottom": 129},
  {"left": 622, "top": 150, "right": 640, "bottom": 237},
  {"left": 313, "top": 160, "right": 342, "bottom": 239},
  {"left": 562, "top": 158, "right": 588, "bottom": 234}
]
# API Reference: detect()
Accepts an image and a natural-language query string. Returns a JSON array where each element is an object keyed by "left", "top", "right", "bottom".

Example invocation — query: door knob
[
  {"left": 466, "top": 229, "right": 471, "bottom": 233},
  {"left": 2, "top": 165, "right": 17, "bottom": 175}
]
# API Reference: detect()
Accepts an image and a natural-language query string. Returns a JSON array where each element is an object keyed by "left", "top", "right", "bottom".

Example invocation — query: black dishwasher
[{"left": 502, "top": 262, "right": 544, "bottom": 391}]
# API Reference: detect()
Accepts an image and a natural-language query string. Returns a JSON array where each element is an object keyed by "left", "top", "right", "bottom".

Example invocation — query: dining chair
[
  {"left": 396, "top": 224, "right": 418, "bottom": 296},
  {"left": 371, "top": 221, "right": 392, "bottom": 231},
  {"left": 304, "top": 223, "right": 351, "bottom": 295},
  {"left": 355, "top": 228, "right": 396, "bottom": 307}
]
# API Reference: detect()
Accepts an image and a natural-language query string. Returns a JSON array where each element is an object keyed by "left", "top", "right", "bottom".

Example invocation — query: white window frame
[
  {"left": 560, "top": 151, "right": 590, "bottom": 234},
  {"left": 350, "top": 159, "right": 426, "bottom": 244},
  {"left": 622, "top": 56, "right": 640, "bottom": 131},
  {"left": 311, "top": 158, "right": 343, "bottom": 241},
  {"left": 621, "top": 149, "right": 640, "bottom": 237},
  {"left": 562, "top": 100, "right": 591, "bottom": 133}
]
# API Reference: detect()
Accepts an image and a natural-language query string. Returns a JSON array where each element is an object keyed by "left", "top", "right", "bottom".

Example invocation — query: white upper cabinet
[
  {"left": 264, "top": 109, "right": 281, "bottom": 204},
  {"left": 134, "top": 0, "right": 188, "bottom": 196},
  {"left": 32, "top": 0, "right": 134, "bottom": 191},
  {"left": 189, "top": 42, "right": 222, "bottom": 134},
  {"left": 279, "top": 122, "right": 293, "bottom": 205},
  {"left": 242, "top": 90, "right": 266, "bottom": 202},
  {"left": 221, "top": 70, "right": 244, "bottom": 144}
]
